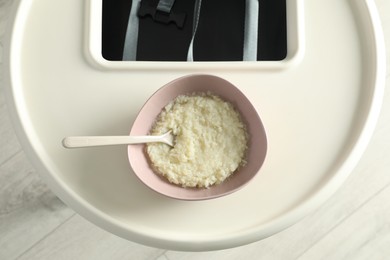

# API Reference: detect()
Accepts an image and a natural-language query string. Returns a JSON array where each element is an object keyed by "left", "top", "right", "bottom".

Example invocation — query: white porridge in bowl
[{"left": 146, "top": 92, "right": 248, "bottom": 188}]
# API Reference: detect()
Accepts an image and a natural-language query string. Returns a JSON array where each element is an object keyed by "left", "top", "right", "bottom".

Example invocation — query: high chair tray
[{"left": 1, "top": 0, "right": 386, "bottom": 251}]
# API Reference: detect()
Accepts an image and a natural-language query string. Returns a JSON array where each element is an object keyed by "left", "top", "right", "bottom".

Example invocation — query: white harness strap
[
  {"left": 123, "top": 0, "right": 141, "bottom": 61},
  {"left": 243, "top": 0, "right": 259, "bottom": 61},
  {"left": 186, "top": 0, "right": 202, "bottom": 61}
]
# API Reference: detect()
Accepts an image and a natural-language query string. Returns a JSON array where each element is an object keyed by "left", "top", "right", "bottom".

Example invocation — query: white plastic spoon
[{"left": 62, "top": 131, "right": 174, "bottom": 148}]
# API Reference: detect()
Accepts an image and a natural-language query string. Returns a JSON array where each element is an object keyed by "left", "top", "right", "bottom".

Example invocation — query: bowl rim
[{"left": 127, "top": 74, "right": 268, "bottom": 200}]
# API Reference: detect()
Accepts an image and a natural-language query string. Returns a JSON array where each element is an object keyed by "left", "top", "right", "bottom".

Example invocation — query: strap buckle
[{"left": 138, "top": 0, "right": 186, "bottom": 29}]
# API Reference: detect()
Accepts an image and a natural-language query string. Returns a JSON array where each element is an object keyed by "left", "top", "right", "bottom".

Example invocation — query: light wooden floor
[{"left": 1, "top": 0, "right": 390, "bottom": 259}]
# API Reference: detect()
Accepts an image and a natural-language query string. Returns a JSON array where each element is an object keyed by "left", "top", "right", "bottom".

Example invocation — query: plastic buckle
[{"left": 138, "top": 0, "right": 186, "bottom": 29}]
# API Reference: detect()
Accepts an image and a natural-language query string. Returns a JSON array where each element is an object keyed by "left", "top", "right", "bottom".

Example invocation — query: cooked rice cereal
[{"left": 146, "top": 92, "right": 248, "bottom": 188}]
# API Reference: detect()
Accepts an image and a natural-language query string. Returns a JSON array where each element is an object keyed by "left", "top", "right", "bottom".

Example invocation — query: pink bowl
[{"left": 128, "top": 74, "right": 267, "bottom": 200}]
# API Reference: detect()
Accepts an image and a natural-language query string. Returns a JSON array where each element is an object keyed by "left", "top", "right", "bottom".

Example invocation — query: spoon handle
[{"left": 62, "top": 135, "right": 167, "bottom": 148}]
